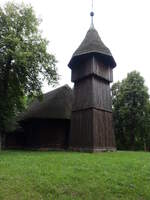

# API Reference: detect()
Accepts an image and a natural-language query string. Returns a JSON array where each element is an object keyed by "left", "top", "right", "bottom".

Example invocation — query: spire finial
[{"left": 90, "top": 0, "right": 94, "bottom": 29}]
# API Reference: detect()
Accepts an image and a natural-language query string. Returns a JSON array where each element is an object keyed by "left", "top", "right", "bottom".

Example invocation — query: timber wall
[
  {"left": 70, "top": 55, "right": 116, "bottom": 152},
  {"left": 5, "top": 119, "right": 70, "bottom": 150},
  {"left": 70, "top": 108, "right": 115, "bottom": 152},
  {"left": 72, "top": 57, "right": 113, "bottom": 83}
]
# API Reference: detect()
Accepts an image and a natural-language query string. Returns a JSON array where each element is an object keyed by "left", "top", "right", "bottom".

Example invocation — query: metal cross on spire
[{"left": 90, "top": 0, "right": 94, "bottom": 29}]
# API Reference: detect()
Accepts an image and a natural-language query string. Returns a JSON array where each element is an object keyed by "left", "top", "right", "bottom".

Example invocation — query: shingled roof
[
  {"left": 68, "top": 26, "right": 116, "bottom": 68},
  {"left": 21, "top": 85, "right": 73, "bottom": 121}
]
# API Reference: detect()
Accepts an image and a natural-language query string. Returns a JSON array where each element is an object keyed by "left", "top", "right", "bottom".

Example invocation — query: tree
[
  {"left": 0, "top": 2, "right": 58, "bottom": 149},
  {"left": 140, "top": 102, "right": 150, "bottom": 151},
  {"left": 112, "top": 71, "right": 150, "bottom": 150}
]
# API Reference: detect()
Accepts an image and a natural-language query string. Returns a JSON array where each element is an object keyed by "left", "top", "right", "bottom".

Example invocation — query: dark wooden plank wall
[
  {"left": 5, "top": 131, "right": 26, "bottom": 149},
  {"left": 72, "top": 56, "right": 113, "bottom": 83},
  {"left": 6, "top": 119, "right": 70, "bottom": 150},
  {"left": 70, "top": 55, "right": 115, "bottom": 151},
  {"left": 92, "top": 57, "right": 113, "bottom": 82},
  {"left": 70, "top": 109, "right": 115, "bottom": 151},
  {"left": 93, "top": 109, "right": 116, "bottom": 150},
  {"left": 73, "top": 78, "right": 93, "bottom": 111},
  {"left": 24, "top": 119, "right": 69, "bottom": 149},
  {"left": 93, "top": 76, "right": 112, "bottom": 111},
  {"left": 73, "top": 76, "right": 112, "bottom": 112},
  {"left": 71, "top": 58, "right": 92, "bottom": 82},
  {"left": 69, "top": 109, "right": 94, "bottom": 151}
]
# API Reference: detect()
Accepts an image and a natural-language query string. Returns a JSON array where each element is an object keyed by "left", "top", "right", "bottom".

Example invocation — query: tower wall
[
  {"left": 69, "top": 109, "right": 94, "bottom": 152},
  {"left": 70, "top": 109, "right": 115, "bottom": 152},
  {"left": 69, "top": 56, "right": 116, "bottom": 152},
  {"left": 71, "top": 57, "right": 113, "bottom": 82},
  {"left": 92, "top": 109, "right": 115, "bottom": 151}
]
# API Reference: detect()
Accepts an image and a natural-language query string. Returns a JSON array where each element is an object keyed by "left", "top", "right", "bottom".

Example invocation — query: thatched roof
[
  {"left": 21, "top": 85, "right": 73, "bottom": 121},
  {"left": 68, "top": 27, "right": 116, "bottom": 68}
]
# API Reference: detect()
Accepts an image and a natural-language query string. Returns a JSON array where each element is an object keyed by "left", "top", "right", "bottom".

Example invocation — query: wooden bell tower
[{"left": 68, "top": 11, "right": 116, "bottom": 152}]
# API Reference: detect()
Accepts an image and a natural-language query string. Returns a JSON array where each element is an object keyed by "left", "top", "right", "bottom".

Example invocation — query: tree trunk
[
  {"left": 130, "top": 130, "right": 135, "bottom": 150},
  {"left": 0, "top": 61, "right": 11, "bottom": 151},
  {"left": 0, "top": 132, "right": 2, "bottom": 151},
  {"left": 144, "top": 142, "right": 147, "bottom": 152}
]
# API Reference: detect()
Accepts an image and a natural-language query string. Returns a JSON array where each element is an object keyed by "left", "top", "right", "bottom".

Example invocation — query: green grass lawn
[{"left": 0, "top": 151, "right": 150, "bottom": 200}]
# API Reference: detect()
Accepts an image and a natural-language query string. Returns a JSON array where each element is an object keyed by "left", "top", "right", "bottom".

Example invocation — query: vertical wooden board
[
  {"left": 71, "top": 56, "right": 113, "bottom": 82},
  {"left": 93, "top": 109, "right": 100, "bottom": 148},
  {"left": 73, "top": 77, "right": 94, "bottom": 110},
  {"left": 69, "top": 109, "right": 93, "bottom": 150},
  {"left": 93, "top": 109, "right": 104, "bottom": 148},
  {"left": 106, "top": 112, "right": 113, "bottom": 148},
  {"left": 73, "top": 75, "right": 112, "bottom": 111},
  {"left": 21, "top": 119, "right": 70, "bottom": 149},
  {"left": 109, "top": 68, "right": 113, "bottom": 82},
  {"left": 71, "top": 58, "right": 93, "bottom": 82},
  {"left": 93, "top": 109, "right": 116, "bottom": 150},
  {"left": 93, "top": 57, "right": 113, "bottom": 82},
  {"left": 92, "top": 77, "right": 112, "bottom": 111}
]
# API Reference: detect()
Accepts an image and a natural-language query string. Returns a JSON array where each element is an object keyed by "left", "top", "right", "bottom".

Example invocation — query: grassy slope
[{"left": 0, "top": 151, "right": 150, "bottom": 200}]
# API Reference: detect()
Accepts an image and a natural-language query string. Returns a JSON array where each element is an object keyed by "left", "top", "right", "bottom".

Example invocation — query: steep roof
[
  {"left": 68, "top": 26, "right": 116, "bottom": 68},
  {"left": 20, "top": 85, "right": 73, "bottom": 121}
]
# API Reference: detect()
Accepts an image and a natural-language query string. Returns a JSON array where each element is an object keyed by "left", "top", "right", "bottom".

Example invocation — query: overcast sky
[{"left": 1, "top": 0, "right": 150, "bottom": 92}]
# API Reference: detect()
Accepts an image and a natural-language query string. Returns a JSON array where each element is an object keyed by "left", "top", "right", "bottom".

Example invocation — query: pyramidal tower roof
[{"left": 68, "top": 11, "right": 116, "bottom": 68}]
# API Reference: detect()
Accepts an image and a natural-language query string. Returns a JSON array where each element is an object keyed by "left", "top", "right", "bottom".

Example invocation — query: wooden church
[{"left": 5, "top": 11, "right": 116, "bottom": 152}]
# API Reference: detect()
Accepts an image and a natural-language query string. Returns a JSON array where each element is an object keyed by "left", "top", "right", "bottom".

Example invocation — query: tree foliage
[
  {"left": 0, "top": 2, "right": 58, "bottom": 141},
  {"left": 112, "top": 71, "right": 150, "bottom": 150}
]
